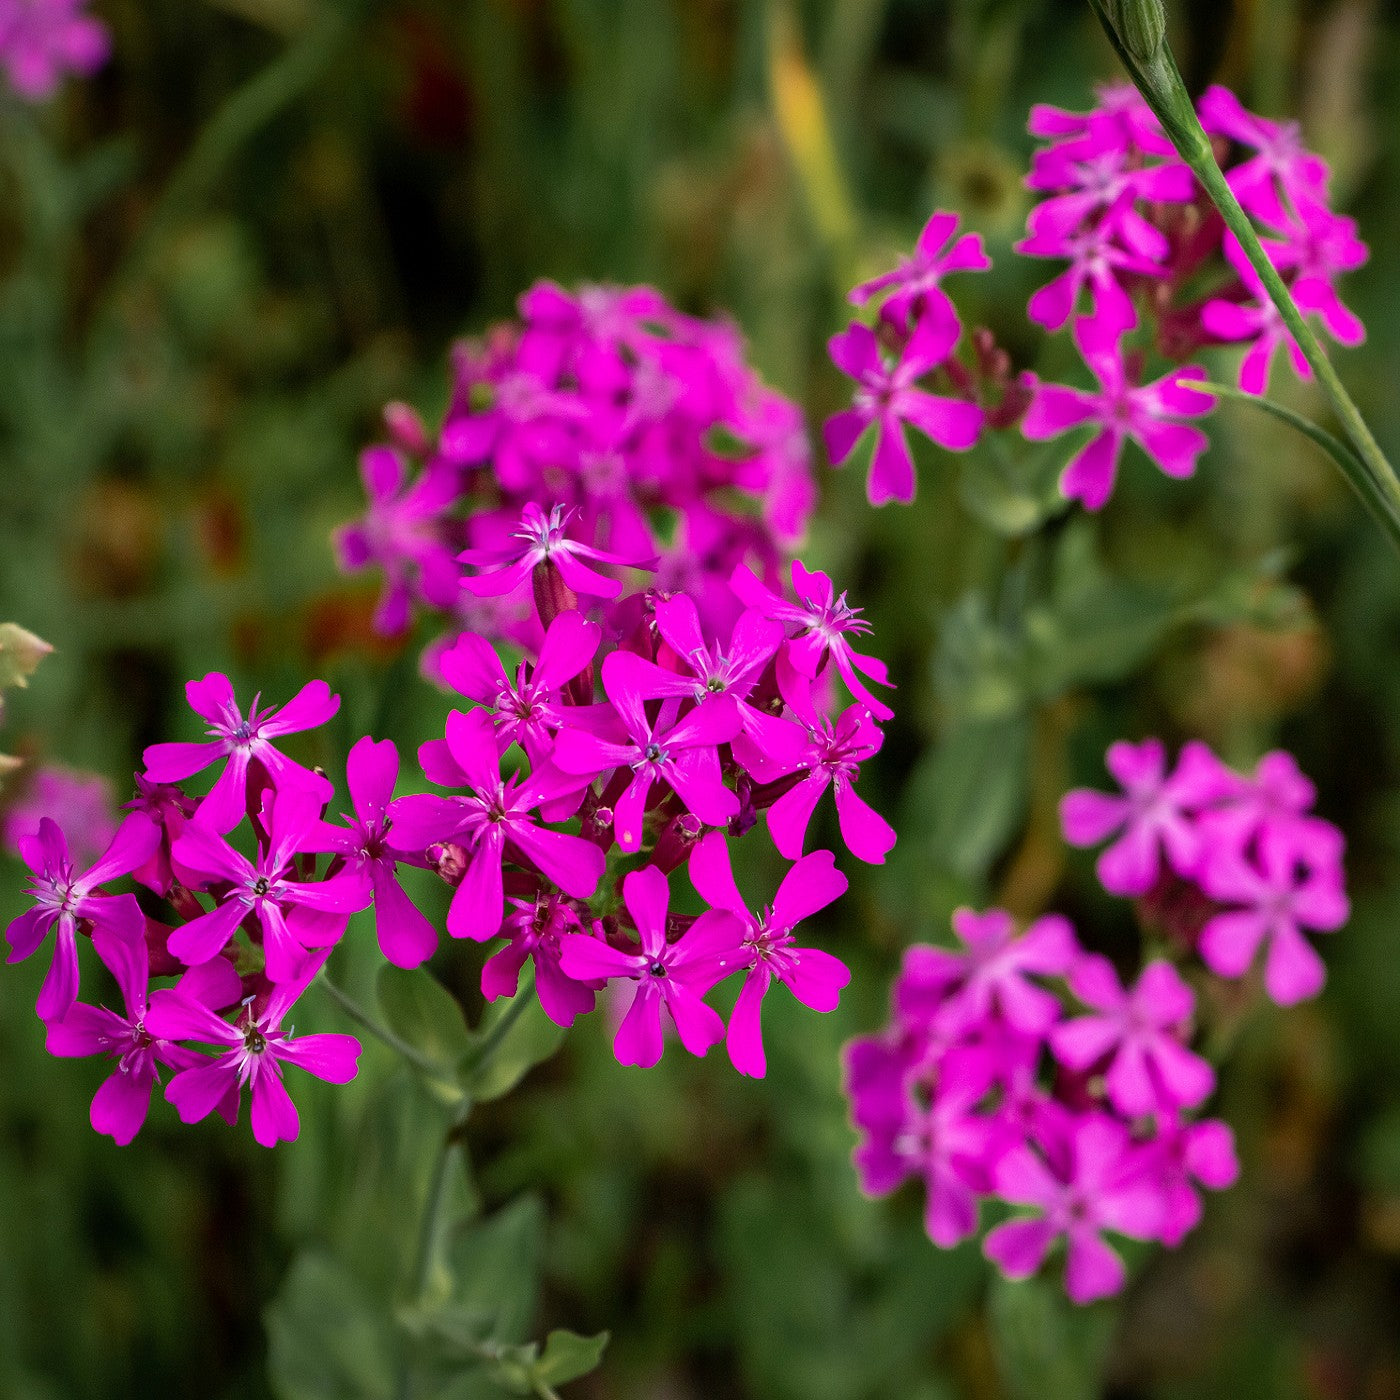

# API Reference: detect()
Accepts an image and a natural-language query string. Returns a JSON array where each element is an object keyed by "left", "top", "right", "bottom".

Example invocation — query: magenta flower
[
  {"left": 1198, "top": 826, "right": 1349, "bottom": 1005},
  {"left": 146, "top": 954, "right": 362, "bottom": 1148},
  {"left": 1050, "top": 957, "right": 1214, "bottom": 1117},
  {"left": 1195, "top": 748, "right": 1336, "bottom": 856},
  {"left": 823, "top": 316, "right": 983, "bottom": 506},
  {"left": 848, "top": 210, "right": 991, "bottom": 332},
  {"left": 1060, "top": 738, "right": 1221, "bottom": 896},
  {"left": 551, "top": 652, "right": 742, "bottom": 852},
  {"left": 856, "top": 1067, "right": 1008, "bottom": 1249},
  {"left": 45, "top": 931, "right": 243, "bottom": 1145},
  {"left": 459, "top": 502, "right": 655, "bottom": 600},
  {"left": 2, "top": 765, "right": 118, "bottom": 867},
  {"left": 731, "top": 560, "right": 894, "bottom": 722},
  {"left": 0, "top": 0, "right": 109, "bottom": 101},
  {"left": 305, "top": 736, "right": 437, "bottom": 970},
  {"left": 1143, "top": 1114, "right": 1239, "bottom": 1247},
  {"left": 167, "top": 788, "right": 370, "bottom": 983},
  {"left": 1199, "top": 85, "right": 1331, "bottom": 230},
  {"left": 393, "top": 709, "right": 604, "bottom": 939},
  {"left": 483, "top": 893, "right": 598, "bottom": 1029},
  {"left": 333, "top": 448, "right": 462, "bottom": 636},
  {"left": 1022, "top": 320, "right": 1215, "bottom": 511},
  {"left": 122, "top": 775, "right": 197, "bottom": 897},
  {"left": 7, "top": 813, "right": 159, "bottom": 1021},
  {"left": 765, "top": 704, "right": 895, "bottom": 865},
  {"left": 437, "top": 611, "right": 601, "bottom": 767},
  {"left": 911, "top": 907, "right": 1078, "bottom": 1039},
  {"left": 984, "top": 1113, "right": 1164, "bottom": 1303},
  {"left": 609, "top": 595, "right": 805, "bottom": 778},
  {"left": 688, "top": 832, "right": 849, "bottom": 1077},
  {"left": 142, "top": 673, "right": 339, "bottom": 834},
  {"left": 557, "top": 865, "right": 745, "bottom": 1068}
]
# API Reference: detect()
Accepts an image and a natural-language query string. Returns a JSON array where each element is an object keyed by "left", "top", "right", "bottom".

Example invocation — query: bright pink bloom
[
  {"left": 1142, "top": 1114, "right": 1239, "bottom": 1247},
  {"left": 1198, "top": 825, "right": 1349, "bottom": 1005},
  {"left": 823, "top": 317, "right": 982, "bottom": 506},
  {"left": 7, "top": 813, "right": 158, "bottom": 1021},
  {"left": 1022, "top": 319, "right": 1215, "bottom": 510},
  {"left": 0, "top": 0, "right": 109, "bottom": 101},
  {"left": 305, "top": 736, "right": 437, "bottom": 970},
  {"left": 393, "top": 708, "right": 604, "bottom": 938},
  {"left": 483, "top": 893, "right": 597, "bottom": 1029},
  {"left": 848, "top": 210, "right": 991, "bottom": 332},
  {"left": 141, "top": 673, "right": 338, "bottom": 834},
  {"left": 1050, "top": 957, "right": 1214, "bottom": 1117},
  {"left": 731, "top": 560, "right": 894, "bottom": 722},
  {"left": 437, "top": 612, "right": 600, "bottom": 766},
  {"left": 45, "top": 932, "right": 242, "bottom": 1145},
  {"left": 688, "top": 832, "right": 849, "bottom": 1077},
  {"left": 1060, "top": 738, "right": 1220, "bottom": 896},
  {"left": 557, "top": 865, "right": 744, "bottom": 1068},
  {"left": 168, "top": 788, "right": 370, "bottom": 983},
  {"left": 984, "top": 1113, "right": 1164, "bottom": 1303},
  {"left": 122, "top": 775, "right": 197, "bottom": 896},
  {"left": 146, "top": 954, "right": 362, "bottom": 1148},
  {"left": 551, "top": 652, "right": 742, "bottom": 852},
  {"left": 333, "top": 448, "right": 461, "bottom": 635},
  {"left": 766, "top": 705, "right": 895, "bottom": 864},
  {"left": 459, "top": 502, "right": 655, "bottom": 600}
]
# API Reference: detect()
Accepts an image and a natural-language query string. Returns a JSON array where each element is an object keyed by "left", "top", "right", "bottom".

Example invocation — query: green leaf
[
  {"left": 377, "top": 966, "right": 473, "bottom": 1103},
  {"left": 530, "top": 1329, "right": 609, "bottom": 1387},
  {"left": 958, "top": 439, "right": 1067, "bottom": 539},
  {"left": 444, "top": 1195, "right": 546, "bottom": 1346},
  {"left": 467, "top": 995, "right": 566, "bottom": 1104},
  {"left": 988, "top": 1274, "right": 1117, "bottom": 1400},
  {"left": 265, "top": 1253, "right": 396, "bottom": 1400}
]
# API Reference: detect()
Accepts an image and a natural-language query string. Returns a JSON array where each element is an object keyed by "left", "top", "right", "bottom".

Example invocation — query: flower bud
[
  {"left": 1105, "top": 0, "right": 1166, "bottom": 64},
  {"left": 0, "top": 623, "right": 52, "bottom": 691}
]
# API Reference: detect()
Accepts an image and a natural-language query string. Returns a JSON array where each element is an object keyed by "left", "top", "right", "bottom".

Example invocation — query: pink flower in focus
[
  {"left": 483, "top": 893, "right": 598, "bottom": 1029},
  {"left": 1050, "top": 957, "right": 1214, "bottom": 1117},
  {"left": 1022, "top": 319, "right": 1215, "bottom": 511},
  {"left": 45, "top": 931, "right": 243, "bottom": 1145},
  {"left": 7, "top": 813, "right": 158, "bottom": 1021},
  {"left": 146, "top": 954, "right": 362, "bottom": 1148},
  {"left": 848, "top": 210, "right": 992, "bottom": 333},
  {"left": 557, "top": 864, "right": 744, "bottom": 1068},
  {"left": 688, "top": 832, "right": 850, "bottom": 1077},
  {"left": 823, "top": 317, "right": 983, "bottom": 506},
  {"left": 141, "top": 673, "right": 339, "bottom": 834}
]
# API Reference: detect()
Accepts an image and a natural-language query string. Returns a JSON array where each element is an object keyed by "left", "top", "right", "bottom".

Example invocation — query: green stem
[
  {"left": 1197, "top": 379, "right": 1400, "bottom": 538},
  {"left": 467, "top": 967, "right": 537, "bottom": 1080},
  {"left": 318, "top": 975, "right": 446, "bottom": 1079},
  {"left": 1085, "top": 2, "right": 1400, "bottom": 552}
]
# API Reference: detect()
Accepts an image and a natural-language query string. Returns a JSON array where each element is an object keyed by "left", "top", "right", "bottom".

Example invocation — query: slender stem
[
  {"left": 1085, "top": 3, "right": 1400, "bottom": 552},
  {"left": 1197, "top": 378, "right": 1400, "bottom": 542},
  {"left": 318, "top": 975, "right": 447, "bottom": 1079},
  {"left": 467, "top": 968, "right": 537, "bottom": 1080}
]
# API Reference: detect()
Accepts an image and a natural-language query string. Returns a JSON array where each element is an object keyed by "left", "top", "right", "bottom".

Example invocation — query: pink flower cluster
[
  {"left": 845, "top": 737, "right": 1347, "bottom": 1305},
  {"left": 6, "top": 676, "right": 368, "bottom": 1147},
  {"left": 1063, "top": 739, "right": 1349, "bottom": 1006},
  {"left": 0, "top": 0, "right": 109, "bottom": 101},
  {"left": 335, "top": 282, "right": 815, "bottom": 665},
  {"left": 825, "top": 83, "right": 1368, "bottom": 513},
  {"left": 406, "top": 514, "right": 895, "bottom": 1075}
]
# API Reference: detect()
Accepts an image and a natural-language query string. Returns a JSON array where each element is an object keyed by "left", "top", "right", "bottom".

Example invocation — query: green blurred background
[{"left": 4, "top": 1, "right": 1400, "bottom": 1396}]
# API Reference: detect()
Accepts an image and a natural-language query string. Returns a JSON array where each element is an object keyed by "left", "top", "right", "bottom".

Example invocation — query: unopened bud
[
  {"left": 1106, "top": 0, "right": 1166, "bottom": 64},
  {"left": 428, "top": 841, "right": 471, "bottom": 887},
  {"left": 383, "top": 401, "right": 430, "bottom": 458},
  {"left": 0, "top": 623, "right": 52, "bottom": 691}
]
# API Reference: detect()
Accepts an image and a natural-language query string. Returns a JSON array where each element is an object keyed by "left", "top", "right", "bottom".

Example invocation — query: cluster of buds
[
  {"left": 824, "top": 82, "right": 1368, "bottom": 512},
  {"left": 335, "top": 281, "right": 815, "bottom": 669},
  {"left": 845, "top": 737, "right": 1348, "bottom": 1304}
]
